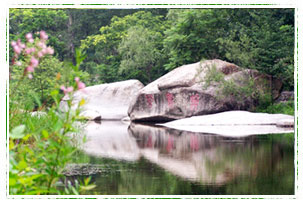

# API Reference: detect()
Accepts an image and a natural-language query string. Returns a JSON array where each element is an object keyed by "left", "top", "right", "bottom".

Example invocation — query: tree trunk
[{"left": 67, "top": 11, "right": 75, "bottom": 65}]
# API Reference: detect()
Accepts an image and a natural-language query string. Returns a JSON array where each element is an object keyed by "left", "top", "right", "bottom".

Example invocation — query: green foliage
[
  {"left": 256, "top": 100, "right": 294, "bottom": 115},
  {"left": 9, "top": 34, "right": 94, "bottom": 194},
  {"left": 163, "top": 9, "right": 227, "bottom": 70},
  {"left": 80, "top": 10, "right": 168, "bottom": 84},
  {"left": 118, "top": 26, "right": 164, "bottom": 83},
  {"left": 201, "top": 63, "right": 272, "bottom": 109},
  {"left": 202, "top": 63, "right": 225, "bottom": 89},
  {"left": 216, "top": 9, "right": 294, "bottom": 90}
]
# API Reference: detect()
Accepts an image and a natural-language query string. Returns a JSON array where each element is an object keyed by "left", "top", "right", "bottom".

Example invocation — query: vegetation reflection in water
[{"left": 69, "top": 121, "right": 294, "bottom": 195}]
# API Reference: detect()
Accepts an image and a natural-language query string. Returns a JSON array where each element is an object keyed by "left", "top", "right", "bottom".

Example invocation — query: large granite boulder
[
  {"left": 60, "top": 80, "right": 144, "bottom": 120},
  {"left": 128, "top": 59, "right": 282, "bottom": 122}
]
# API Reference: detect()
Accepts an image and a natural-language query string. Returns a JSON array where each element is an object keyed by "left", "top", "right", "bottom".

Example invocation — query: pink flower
[
  {"left": 17, "top": 39, "right": 22, "bottom": 46},
  {"left": 60, "top": 85, "right": 73, "bottom": 95},
  {"left": 37, "top": 51, "right": 44, "bottom": 58},
  {"left": 77, "top": 82, "right": 86, "bottom": 90},
  {"left": 40, "top": 30, "right": 48, "bottom": 40},
  {"left": 25, "top": 33, "right": 33, "bottom": 40},
  {"left": 11, "top": 41, "right": 16, "bottom": 46},
  {"left": 30, "top": 57, "right": 39, "bottom": 68},
  {"left": 16, "top": 61, "right": 22, "bottom": 66},
  {"left": 25, "top": 48, "right": 32, "bottom": 54},
  {"left": 26, "top": 66, "right": 34, "bottom": 72},
  {"left": 37, "top": 41, "right": 45, "bottom": 48},
  {"left": 28, "top": 38, "right": 34, "bottom": 43},
  {"left": 30, "top": 47, "right": 36, "bottom": 52},
  {"left": 60, "top": 85, "right": 66, "bottom": 92},
  {"left": 28, "top": 74, "right": 33, "bottom": 79},
  {"left": 26, "top": 33, "right": 34, "bottom": 43},
  {"left": 13, "top": 46, "right": 21, "bottom": 55},
  {"left": 74, "top": 77, "right": 80, "bottom": 82},
  {"left": 41, "top": 48, "right": 47, "bottom": 54},
  {"left": 67, "top": 86, "right": 74, "bottom": 92},
  {"left": 19, "top": 43, "right": 26, "bottom": 49},
  {"left": 46, "top": 47, "right": 54, "bottom": 55}
]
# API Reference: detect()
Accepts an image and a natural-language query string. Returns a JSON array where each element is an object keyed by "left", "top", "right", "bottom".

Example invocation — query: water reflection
[
  {"left": 81, "top": 121, "right": 140, "bottom": 161},
  {"left": 79, "top": 121, "right": 294, "bottom": 187}
]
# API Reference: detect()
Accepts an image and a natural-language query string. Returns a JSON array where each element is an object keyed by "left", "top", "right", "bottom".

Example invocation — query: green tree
[
  {"left": 163, "top": 9, "right": 227, "bottom": 70},
  {"left": 217, "top": 9, "right": 294, "bottom": 90},
  {"left": 80, "top": 10, "right": 168, "bottom": 84},
  {"left": 118, "top": 26, "right": 164, "bottom": 83}
]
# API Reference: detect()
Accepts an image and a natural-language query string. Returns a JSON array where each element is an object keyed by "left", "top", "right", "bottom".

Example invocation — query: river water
[{"left": 70, "top": 121, "right": 294, "bottom": 195}]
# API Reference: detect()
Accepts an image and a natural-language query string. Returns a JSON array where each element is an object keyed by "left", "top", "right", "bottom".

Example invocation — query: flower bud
[
  {"left": 26, "top": 66, "right": 34, "bottom": 72},
  {"left": 25, "top": 33, "right": 33, "bottom": 40},
  {"left": 28, "top": 38, "right": 34, "bottom": 43},
  {"left": 40, "top": 30, "right": 48, "bottom": 40},
  {"left": 30, "top": 57, "right": 39, "bottom": 68},
  {"left": 77, "top": 82, "right": 86, "bottom": 90},
  {"left": 37, "top": 51, "right": 44, "bottom": 58},
  {"left": 13, "top": 46, "right": 21, "bottom": 55},
  {"left": 67, "top": 87, "right": 74, "bottom": 93},
  {"left": 46, "top": 47, "right": 54, "bottom": 55},
  {"left": 25, "top": 48, "right": 32, "bottom": 54},
  {"left": 60, "top": 85, "right": 66, "bottom": 92}
]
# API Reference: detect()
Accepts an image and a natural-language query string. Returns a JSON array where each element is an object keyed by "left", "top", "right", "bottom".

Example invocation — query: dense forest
[{"left": 10, "top": 8, "right": 294, "bottom": 89}]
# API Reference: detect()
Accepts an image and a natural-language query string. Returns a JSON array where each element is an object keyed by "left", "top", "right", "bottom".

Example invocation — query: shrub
[
  {"left": 200, "top": 62, "right": 272, "bottom": 110},
  {"left": 9, "top": 31, "right": 94, "bottom": 195}
]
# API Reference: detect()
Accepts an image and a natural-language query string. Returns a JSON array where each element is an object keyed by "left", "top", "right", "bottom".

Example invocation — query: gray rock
[
  {"left": 60, "top": 80, "right": 144, "bottom": 120},
  {"left": 128, "top": 59, "right": 282, "bottom": 122},
  {"left": 63, "top": 163, "right": 102, "bottom": 176},
  {"left": 275, "top": 91, "right": 294, "bottom": 103}
]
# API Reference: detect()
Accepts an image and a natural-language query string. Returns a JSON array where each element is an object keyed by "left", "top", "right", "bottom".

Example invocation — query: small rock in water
[{"left": 63, "top": 163, "right": 102, "bottom": 176}]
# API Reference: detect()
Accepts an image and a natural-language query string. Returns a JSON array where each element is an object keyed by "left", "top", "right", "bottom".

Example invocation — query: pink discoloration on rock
[
  {"left": 190, "top": 93, "right": 199, "bottom": 111},
  {"left": 147, "top": 135, "right": 153, "bottom": 148},
  {"left": 166, "top": 135, "right": 174, "bottom": 153},
  {"left": 165, "top": 92, "right": 174, "bottom": 108},
  {"left": 145, "top": 94, "right": 154, "bottom": 108},
  {"left": 190, "top": 134, "right": 199, "bottom": 151}
]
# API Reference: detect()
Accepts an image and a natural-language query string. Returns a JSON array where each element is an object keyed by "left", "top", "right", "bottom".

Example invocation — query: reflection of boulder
[
  {"left": 128, "top": 123, "right": 291, "bottom": 185},
  {"left": 60, "top": 80, "right": 144, "bottom": 120},
  {"left": 128, "top": 59, "right": 282, "bottom": 122},
  {"left": 81, "top": 121, "right": 140, "bottom": 161},
  {"left": 79, "top": 121, "right": 292, "bottom": 186},
  {"left": 161, "top": 111, "right": 294, "bottom": 137}
]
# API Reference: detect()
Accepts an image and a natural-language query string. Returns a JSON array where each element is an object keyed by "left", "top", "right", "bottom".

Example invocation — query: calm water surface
[{"left": 71, "top": 121, "right": 294, "bottom": 195}]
